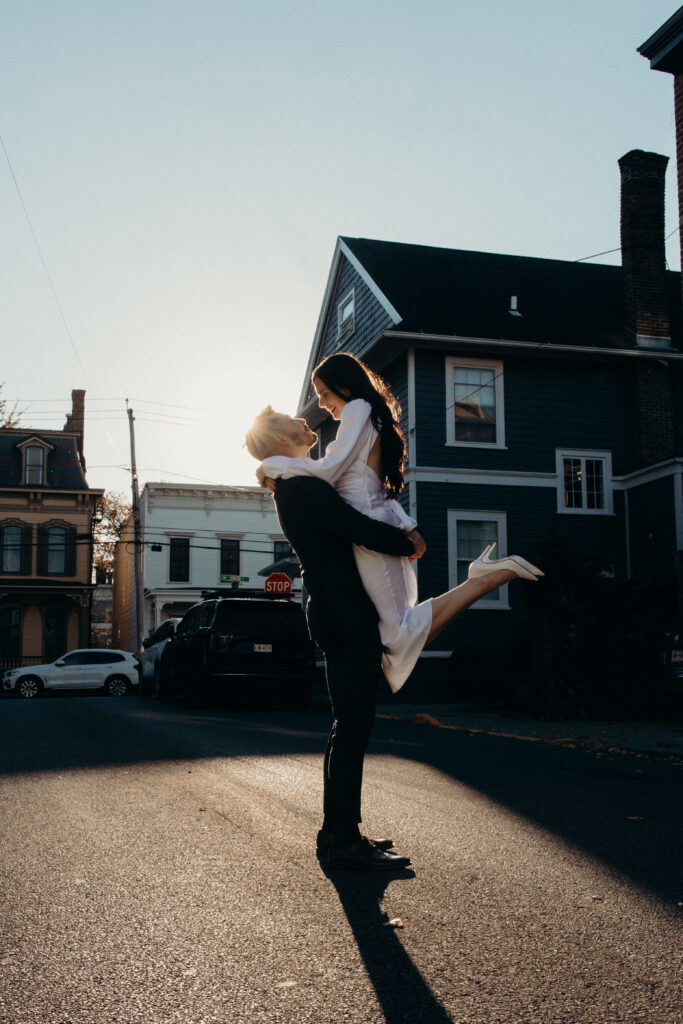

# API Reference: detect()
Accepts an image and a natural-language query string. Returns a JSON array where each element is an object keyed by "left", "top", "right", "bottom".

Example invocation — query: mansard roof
[
  {"left": 0, "top": 428, "right": 89, "bottom": 490},
  {"left": 339, "top": 236, "right": 683, "bottom": 351}
]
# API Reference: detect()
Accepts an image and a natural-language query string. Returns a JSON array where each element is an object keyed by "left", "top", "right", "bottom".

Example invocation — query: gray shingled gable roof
[
  {"left": 340, "top": 237, "right": 682, "bottom": 351},
  {"left": 0, "top": 430, "right": 89, "bottom": 489}
]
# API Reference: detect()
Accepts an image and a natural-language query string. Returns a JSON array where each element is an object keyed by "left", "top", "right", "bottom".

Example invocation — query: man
[{"left": 246, "top": 407, "right": 417, "bottom": 870}]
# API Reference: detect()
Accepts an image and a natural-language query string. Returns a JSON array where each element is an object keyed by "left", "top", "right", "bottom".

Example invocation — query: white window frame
[
  {"left": 447, "top": 510, "right": 510, "bottom": 610},
  {"left": 445, "top": 356, "right": 505, "bottom": 449},
  {"left": 555, "top": 449, "right": 614, "bottom": 515},
  {"left": 337, "top": 288, "right": 355, "bottom": 341}
]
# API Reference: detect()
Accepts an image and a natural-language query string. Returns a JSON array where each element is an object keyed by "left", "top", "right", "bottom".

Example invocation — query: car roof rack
[{"left": 199, "top": 588, "right": 298, "bottom": 601}]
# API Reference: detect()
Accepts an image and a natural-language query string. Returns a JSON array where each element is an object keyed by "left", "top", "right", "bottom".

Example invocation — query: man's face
[{"left": 274, "top": 413, "right": 317, "bottom": 452}]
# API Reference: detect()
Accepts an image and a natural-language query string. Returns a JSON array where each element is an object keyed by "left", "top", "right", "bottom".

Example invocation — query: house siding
[
  {"left": 414, "top": 350, "right": 631, "bottom": 475},
  {"left": 414, "top": 480, "right": 624, "bottom": 653},
  {"left": 319, "top": 256, "right": 395, "bottom": 363},
  {"left": 627, "top": 475, "right": 678, "bottom": 579}
]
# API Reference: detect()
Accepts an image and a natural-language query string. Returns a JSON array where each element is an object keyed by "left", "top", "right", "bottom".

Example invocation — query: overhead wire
[{"left": 0, "top": 135, "right": 89, "bottom": 384}]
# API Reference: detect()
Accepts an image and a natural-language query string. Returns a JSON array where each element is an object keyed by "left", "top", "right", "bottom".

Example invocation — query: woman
[{"left": 257, "top": 353, "right": 542, "bottom": 691}]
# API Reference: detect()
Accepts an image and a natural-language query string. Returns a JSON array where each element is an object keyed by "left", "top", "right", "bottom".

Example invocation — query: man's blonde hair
[{"left": 245, "top": 406, "right": 284, "bottom": 461}]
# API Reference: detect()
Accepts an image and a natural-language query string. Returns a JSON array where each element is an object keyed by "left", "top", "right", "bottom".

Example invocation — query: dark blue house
[{"left": 296, "top": 150, "right": 683, "bottom": 692}]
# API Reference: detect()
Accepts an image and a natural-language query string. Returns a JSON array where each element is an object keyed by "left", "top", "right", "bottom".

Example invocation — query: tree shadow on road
[
  {"left": 320, "top": 863, "right": 455, "bottom": 1024},
  {"left": 2, "top": 696, "right": 682, "bottom": 905}
]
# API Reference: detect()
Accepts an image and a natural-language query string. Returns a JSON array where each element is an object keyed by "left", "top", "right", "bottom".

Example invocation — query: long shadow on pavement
[{"left": 320, "top": 864, "right": 455, "bottom": 1024}]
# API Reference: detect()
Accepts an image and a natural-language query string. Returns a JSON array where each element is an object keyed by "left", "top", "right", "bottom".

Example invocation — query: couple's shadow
[{"left": 320, "top": 861, "right": 454, "bottom": 1024}]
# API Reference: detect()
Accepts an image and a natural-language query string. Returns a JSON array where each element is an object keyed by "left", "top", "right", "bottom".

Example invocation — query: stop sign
[{"left": 264, "top": 572, "right": 292, "bottom": 595}]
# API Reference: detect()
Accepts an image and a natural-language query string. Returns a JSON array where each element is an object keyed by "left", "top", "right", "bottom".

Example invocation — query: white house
[{"left": 113, "top": 483, "right": 298, "bottom": 652}]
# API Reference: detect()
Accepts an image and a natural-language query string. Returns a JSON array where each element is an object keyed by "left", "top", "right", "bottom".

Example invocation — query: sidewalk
[{"left": 373, "top": 702, "right": 683, "bottom": 760}]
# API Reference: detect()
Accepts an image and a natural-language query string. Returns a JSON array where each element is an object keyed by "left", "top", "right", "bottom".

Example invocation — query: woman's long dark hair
[{"left": 313, "top": 353, "right": 407, "bottom": 499}]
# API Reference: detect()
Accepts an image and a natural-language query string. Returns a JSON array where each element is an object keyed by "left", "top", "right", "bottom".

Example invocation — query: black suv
[{"left": 158, "top": 591, "right": 315, "bottom": 708}]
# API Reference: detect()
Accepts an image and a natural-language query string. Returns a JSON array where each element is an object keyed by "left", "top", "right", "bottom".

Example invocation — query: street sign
[
  {"left": 220, "top": 575, "right": 250, "bottom": 583},
  {"left": 264, "top": 572, "right": 292, "bottom": 594}
]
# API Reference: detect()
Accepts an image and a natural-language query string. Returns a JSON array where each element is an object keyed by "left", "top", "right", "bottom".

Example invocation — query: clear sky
[{"left": 1, "top": 0, "right": 680, "bottom": 496}]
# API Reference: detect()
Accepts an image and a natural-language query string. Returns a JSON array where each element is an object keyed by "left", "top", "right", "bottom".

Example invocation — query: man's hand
[
  {"left": 262, "top": 476, "right": 277, "bottom": 494},
  {"left": 407, "top": 528, "right": 426, "bottom": 561}
]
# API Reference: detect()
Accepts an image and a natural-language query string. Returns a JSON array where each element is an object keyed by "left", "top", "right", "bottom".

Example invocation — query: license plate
[
  {"left": 254, "top": 643, "right": 272, "bottom": 653},
  {"left": 672, "top": 650, "right": 683, "bottom": 664}
]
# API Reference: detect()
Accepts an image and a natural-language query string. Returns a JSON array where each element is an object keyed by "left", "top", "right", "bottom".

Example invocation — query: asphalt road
[{"left": 1, "top": 693, "right": 682, "bottom": 1024}]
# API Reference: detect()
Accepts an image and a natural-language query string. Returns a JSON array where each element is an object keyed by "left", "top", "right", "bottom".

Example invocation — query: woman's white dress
[{"left": 259, "top": 399, "right": 433, "bottom": 692}]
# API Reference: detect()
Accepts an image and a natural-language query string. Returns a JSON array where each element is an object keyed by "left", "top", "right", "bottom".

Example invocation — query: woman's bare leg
[{"left": 426, "top": 569, "right": 516, "bottom": 645}]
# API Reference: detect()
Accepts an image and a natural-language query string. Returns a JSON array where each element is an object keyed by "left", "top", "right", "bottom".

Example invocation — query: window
[
  {"left": 446, "top": 357, "right": 505, "bottom": 447},
  {"left": 36, "top": 522, "right": 76, "bottom": 576},
  {"left": 0, "top": 605, "right": 22, "bottom": 660},
  {"left": 273, "top": 539, "right": 292, "bottom": 562},
  {"left": 556, "top": 450, "right": 613, "bottom": 515},
  {"left": 1, "top": 525, "right": 23, "bottom": 573},
  {"left": 220, "top": 538, "right": 240, "bottom": 578},
  {"left": 25, "top": 445, "right": 45, "bottom": 485},
  {"left": 47, "top": 527, "right": 66, "bottom": 574},
  {"left": 337, "top": 289, "right": 355, "bottom": 340},
  {"left": 169, "top": 538, "right": 190, "bottom": 582},
  {"left": 448, "top": 511, "right": 509, "bottom": 609}
]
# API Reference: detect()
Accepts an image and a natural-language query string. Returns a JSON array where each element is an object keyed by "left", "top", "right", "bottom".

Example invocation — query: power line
[{"left": 0, "top": 135, "right": 89, "bottom": 383}]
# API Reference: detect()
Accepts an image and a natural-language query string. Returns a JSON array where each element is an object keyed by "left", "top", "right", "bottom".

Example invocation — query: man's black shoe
[
  {"left": 316, "top": 829, "right": 394, "bottom": 857},
  {"left": 327, "top": 836, "right": 411, "bottom": 870}
]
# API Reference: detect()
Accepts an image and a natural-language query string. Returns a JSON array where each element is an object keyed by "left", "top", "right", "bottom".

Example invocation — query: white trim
[
  {"left": 613, "top": 457, "right": 683, "bottom": 489},
  {"left": 338, "top": 239, "right": 403, "bottom": 324},
  {"left": 447, "top": 509, "right": 510, "bottom": 610},
  {"left": 407, "top": 457, "right": 683, "bottom": 494},
  {"left": 445, "top": 356, "right": 505, "bottom": 449},
  {"left": 407, "top": 466, "right": 556, "bottom": 487},
  {"left": 407, "top": 347, "right": 417, "bottom": 521},
  {"left": 556, "top": 449, "right": 614, "bottom": 515},
  {"left": 675, "top": 472, "right": 683, "bottom": 551},
  {"left": 296, "top": 237, "right": 402, "bottom": 414},
  {"left": 337, "top": 287, "right": 355, "bottom": 341},
  {"left": 380, "top": 329, "right": 683, "bottom": 362}
]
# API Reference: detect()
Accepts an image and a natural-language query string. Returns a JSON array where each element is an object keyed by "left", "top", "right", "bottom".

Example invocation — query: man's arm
[{"left": 310, "top": 480, "right": 415, "bottom": 557}]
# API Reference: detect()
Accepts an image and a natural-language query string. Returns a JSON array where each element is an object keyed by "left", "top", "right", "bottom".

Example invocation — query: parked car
[
  {"left": 158, "top": 592, "right": 315, "bottom": 708},
  {"left": 660, "top": 618, "right": 683, "bottom": 696},
  {"left": 139, "top": 618, "right": 181, "bottom": 696},
  {"left": 2, "top": 649, "right": 140, "bottom": 699}
]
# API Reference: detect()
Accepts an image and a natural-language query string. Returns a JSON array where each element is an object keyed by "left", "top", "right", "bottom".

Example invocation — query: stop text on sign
[{"left": 265, "top": 572, "right": 292, "bottom": 594}]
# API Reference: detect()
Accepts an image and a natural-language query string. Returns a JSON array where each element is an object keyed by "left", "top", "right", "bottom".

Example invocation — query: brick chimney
[
  {"left": 619, "top": 149, "right": 671, "bottom": 349},
  {"left": 64, "top": 389, "right": 86, "bottom": 464}
]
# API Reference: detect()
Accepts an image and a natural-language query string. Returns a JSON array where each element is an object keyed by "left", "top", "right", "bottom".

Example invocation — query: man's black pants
[{"left": 322, "top": 643, "right": 382, "bottom": 838}]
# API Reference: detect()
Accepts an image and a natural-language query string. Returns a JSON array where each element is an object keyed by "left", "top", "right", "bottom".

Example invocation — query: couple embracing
[{"left": 245, "top": 353, "right": 542, "bottom": 871}]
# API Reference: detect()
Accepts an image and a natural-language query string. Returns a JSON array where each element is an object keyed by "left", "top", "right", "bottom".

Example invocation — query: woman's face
[{"left": 313, "top": 377, "right": 350, "bottom": 420}]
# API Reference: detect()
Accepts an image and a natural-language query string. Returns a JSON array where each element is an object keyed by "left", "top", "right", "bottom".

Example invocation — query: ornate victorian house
[{"left": 0, "top": 391, "right": 103, "bottom": 667}]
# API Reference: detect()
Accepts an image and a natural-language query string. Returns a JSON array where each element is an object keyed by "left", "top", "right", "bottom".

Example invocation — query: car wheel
[
  {"left": 105, "top": 675, "right": 129, "bottom": 697},
  {"left": 16, "top": 676, "right": 42, "bottom": 699}
]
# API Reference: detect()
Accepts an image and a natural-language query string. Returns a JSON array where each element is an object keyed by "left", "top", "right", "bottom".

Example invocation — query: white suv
[{"left": 3, "top": 649, "right": 140, "bottom": 698}]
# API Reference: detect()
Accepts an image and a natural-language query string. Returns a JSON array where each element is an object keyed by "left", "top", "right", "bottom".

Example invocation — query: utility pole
[{"left": 126, "top": 400, "right": 144, "bottom": 654}]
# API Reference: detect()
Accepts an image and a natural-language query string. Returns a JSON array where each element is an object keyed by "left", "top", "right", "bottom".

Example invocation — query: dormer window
[
  {"left": 337, "top": 289, "right": 355, "bottom": 341},
  {"left": 25, "top": 446, "right": 45, "bottom": 485},
  {"left": 17, "top": 436, "right": 54, "bottom": 487}
]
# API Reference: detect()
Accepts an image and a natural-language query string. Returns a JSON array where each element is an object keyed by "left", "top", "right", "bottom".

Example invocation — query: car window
[
  {"left": 214, "top": 601, "right": 306, "bottom": 633},
  {"left": 199, "top": 602, "right": 216, "bottom": 628},
  {"left": 60, "top": 652, "right": 87, "bottom": 665},
  {"left": 178, "top": 607, "right": 201, "bottom": 634},
  {"left": 155, "top": 620, "right": 175, "bottom": 642},
  {"left": 82, "top": 651, "right": 125, "bottom": 664}
]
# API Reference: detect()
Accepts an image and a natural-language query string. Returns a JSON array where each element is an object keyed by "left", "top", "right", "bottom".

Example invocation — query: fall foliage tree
[
  {"left": 0, "top": 383, "right": 21, "bottom": 427},
  {"left": 93, "top": 491, "right": 132, "bottom": 583}
]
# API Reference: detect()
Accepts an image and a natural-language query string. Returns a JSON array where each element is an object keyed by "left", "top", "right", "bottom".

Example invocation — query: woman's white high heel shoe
[{"left": 468, "top": 542, "right": 544, "bottom": 582}]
